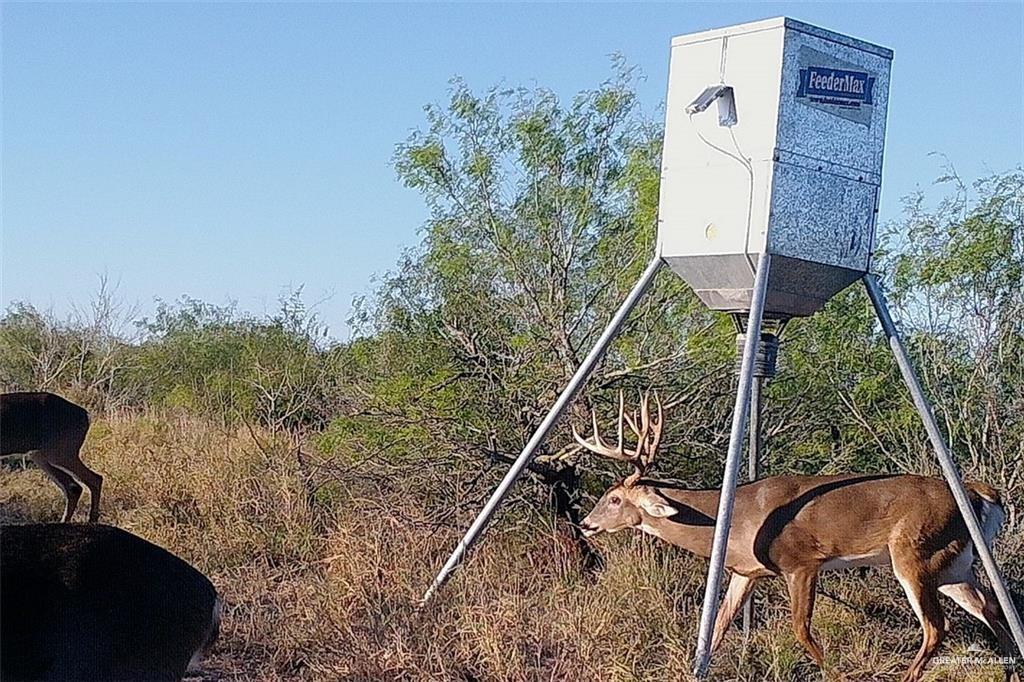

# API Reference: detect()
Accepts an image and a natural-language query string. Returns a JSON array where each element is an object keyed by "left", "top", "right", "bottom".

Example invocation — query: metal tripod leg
[
  {"left": 420, "top": 254, "right": 664, "bottom": 605},
  {"left": 741, "top": 375, "right": 763, "bottom": 643},
  {"left": 693, "top": 254, "right": 772, "bottom": 678},
  {"left": 864, "top": 274, "right": 1024, "bottom": 656}
]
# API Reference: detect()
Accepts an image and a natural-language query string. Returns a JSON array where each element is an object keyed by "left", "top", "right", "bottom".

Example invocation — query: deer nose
[{"left": 579, "top": 521, "right": 598, "bottom": 537}]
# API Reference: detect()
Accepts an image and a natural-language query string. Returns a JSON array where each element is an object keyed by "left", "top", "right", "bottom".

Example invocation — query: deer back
[{"left": 1, "top": 524, "right": 220, "bottom": 682}]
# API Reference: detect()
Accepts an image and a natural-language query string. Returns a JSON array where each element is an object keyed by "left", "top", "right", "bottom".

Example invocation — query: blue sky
[{"left": 2, "top": 2, "right": 1022, "bottom": 338}]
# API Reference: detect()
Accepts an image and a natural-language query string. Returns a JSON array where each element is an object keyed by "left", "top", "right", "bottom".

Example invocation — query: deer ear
[{"left": 638, "top": 496, "right": 677, "bottom": 518}]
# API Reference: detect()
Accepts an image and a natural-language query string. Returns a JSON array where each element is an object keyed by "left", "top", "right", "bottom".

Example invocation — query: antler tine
[
  {"left": 617, "top": 391, "right": 625, "bottom": 453},
  {"left": 573, "top": 390, "right": 666, "bottom": 482},
  {"left": 623, "top": 409, "right": 638, "bottom": 437},
  {"left": 572, "top": 424, "right": 627, "bottom": 461},
  {"left": 572, "top": 400, "right": 636, "bottom": 463},
  {"left": 623, "top": 394, "right": 642, "bottom": 440},
  {"left": 635, "top": 390, "right": 651, "bottom": 461},
  {"left": 619, "top": 391, "right": 653, "bottom": 486},
  {"left": 642, "top": 391, "right": 665, "bottom": 470}
]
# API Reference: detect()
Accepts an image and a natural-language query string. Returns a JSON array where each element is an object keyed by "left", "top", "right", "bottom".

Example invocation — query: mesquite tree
[{"left": 343, "top": 66, "right": 727, "bottom": 562}]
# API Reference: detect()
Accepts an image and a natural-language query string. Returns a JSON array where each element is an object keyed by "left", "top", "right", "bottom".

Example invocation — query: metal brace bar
[
  {"left": 864, "top": 273, "right": 1024, "bottom": 656},
  {"left": 693, "top": 253, "right": 772, "bottom": 678},
  {"left": 420, "top": 254, "right": 665, "bottom": 604},
  {"left": 741, "top": 375, "right": 764, "bottom": 642}
]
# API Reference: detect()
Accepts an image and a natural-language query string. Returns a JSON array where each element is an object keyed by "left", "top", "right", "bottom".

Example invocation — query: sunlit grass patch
[{"left": 2, "top": 412, "right": 1020, "bottom": 681}]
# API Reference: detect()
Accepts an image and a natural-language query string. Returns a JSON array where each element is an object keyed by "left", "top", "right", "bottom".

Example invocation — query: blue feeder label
[{"left": 795, "top": 47, "right": 877, "bottom": 127}]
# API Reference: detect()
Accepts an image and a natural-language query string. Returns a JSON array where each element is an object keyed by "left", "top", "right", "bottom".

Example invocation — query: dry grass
[{"left": 0, "top": 412, "right": 1017, "bottom": 681}]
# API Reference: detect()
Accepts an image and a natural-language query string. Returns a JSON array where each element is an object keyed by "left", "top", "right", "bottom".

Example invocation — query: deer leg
[
  {"left": 785, "top": 568, "right": 825, "bottom": 668},
  {"left": 711, "top": 573, "right": 758, "bottom": 652},
  {"left": 50, "top": 455, "right": 103, "bottom": 523},
  {"left": 893, "top": 558, "right": 946, "bottom": 682},
  {"left": 30, "top": 452, "right": 83, "bottom": 522},
  {"left": 940, "top": 579, "right": 1021, "bottom": 681}
]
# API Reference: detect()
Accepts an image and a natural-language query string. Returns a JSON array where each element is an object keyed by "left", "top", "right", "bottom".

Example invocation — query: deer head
[{"left": 573, "top": 391, "right": 676, "bottom": 536}]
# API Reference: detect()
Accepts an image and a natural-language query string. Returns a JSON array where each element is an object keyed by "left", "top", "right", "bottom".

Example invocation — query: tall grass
[{"left": 0, "top": 413, "right": 1015, "bottom": 681}]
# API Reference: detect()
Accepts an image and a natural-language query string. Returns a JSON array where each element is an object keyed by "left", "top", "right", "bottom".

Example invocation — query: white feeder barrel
[{"left": 658, "top": 17, "right": 893, "bottom": 318}]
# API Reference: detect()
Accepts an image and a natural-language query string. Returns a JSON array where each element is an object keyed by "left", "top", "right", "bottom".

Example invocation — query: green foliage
[
  {"left": 367, "top": 67, "right": 1024, "bottom": 504},
  {"left": 881, "top": 169, "right": 1024, "bottom": 485},
  {"left": 128, "top": 291, "right": 344, "bottom": 431},
  {"left": 354, "top": 64, "right": 734, "bottom": 500},
  {"left": 0, "top": 298, "right": 134, "bottom": 410},
  {"left": 894, "top": 170, "right": 1023, "bottom": 312},
  {"left": 0, "top": 289, "right": 345, "bottom": 432},
  {"left": 0, "top": 302, "right": 55, "bottom": 389}
]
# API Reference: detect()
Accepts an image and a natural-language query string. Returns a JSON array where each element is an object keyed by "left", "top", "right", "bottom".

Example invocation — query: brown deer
[
  {"left": 574, "top": 392, "right": 1020, "bottom": 682},
  {"left": 1, "top": 524, "right": 221, "bottom": 682},
  {"left": 1, "top": 392, "right": 103, "bottom": 522}
]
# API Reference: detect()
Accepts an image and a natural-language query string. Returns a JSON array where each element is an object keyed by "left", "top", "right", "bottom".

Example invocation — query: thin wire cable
[{"left": 688, "top": 111, "right": 757, "bottom": 270}]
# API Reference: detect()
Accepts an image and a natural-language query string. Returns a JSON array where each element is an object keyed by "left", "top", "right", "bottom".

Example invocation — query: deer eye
[{"left": 609, "top": 496, "right": 621, "bottom": 505}]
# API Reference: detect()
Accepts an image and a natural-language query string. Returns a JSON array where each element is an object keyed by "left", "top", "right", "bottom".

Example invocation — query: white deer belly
[{"left": 821, "top": 549, "right": 890, "bottom": 571}]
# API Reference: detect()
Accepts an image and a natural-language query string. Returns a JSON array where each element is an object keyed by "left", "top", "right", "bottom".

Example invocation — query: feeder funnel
[{"left": 658, "top": 17, "right": 893, "bottom": 318}]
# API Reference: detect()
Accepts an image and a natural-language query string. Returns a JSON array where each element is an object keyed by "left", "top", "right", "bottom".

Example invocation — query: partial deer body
[
  {"left": 575, "top": 393, "right": 1020, "bottom": 682},
  {"left": 1, "top": 392, "right": 102, "bottom": 522},
  {"left": 1, "top": 524, "right": 221, "bottom": 682}
]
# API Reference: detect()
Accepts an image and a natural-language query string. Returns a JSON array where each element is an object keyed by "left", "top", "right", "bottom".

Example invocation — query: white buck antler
[{"left": 572, "top": 391, "right": 663, "bottom": 485}]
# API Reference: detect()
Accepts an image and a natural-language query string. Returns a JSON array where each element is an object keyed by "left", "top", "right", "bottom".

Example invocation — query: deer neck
[{"left": 636, "top": 486, "right": 721, "bottom": 559}]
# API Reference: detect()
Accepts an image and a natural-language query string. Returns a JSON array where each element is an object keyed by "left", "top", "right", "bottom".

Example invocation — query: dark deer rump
[
  {"left": 1, "top": 392, "right": 102, "bottom": 522},
  {"left": 1, "top": 524, "right": 220, "bottom": 682},
  {"left": 0, "top": 392, "right": 90, "bottom": 456}
]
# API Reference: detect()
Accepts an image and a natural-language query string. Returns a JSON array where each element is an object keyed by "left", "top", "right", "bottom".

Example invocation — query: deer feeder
[
  {"left": 660, "top": 17, "right": 891, "bottom": 318},
  {"left": 423, "top": 17, "right": 1024, "bottom": 680}
]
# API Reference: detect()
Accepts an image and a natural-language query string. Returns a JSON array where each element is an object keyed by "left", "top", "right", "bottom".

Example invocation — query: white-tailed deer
[
  {"left": 1, "top": 524, "right": 221, "bottom": 682},
  {"left": 574, "top": 392, "right": 1020, "bottom": 682},
  {"left": 1, "top": 392, "right": 103, "bottom": 522}
]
